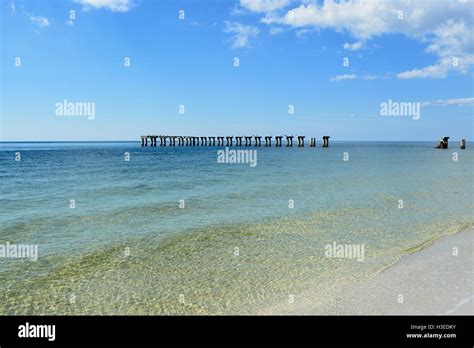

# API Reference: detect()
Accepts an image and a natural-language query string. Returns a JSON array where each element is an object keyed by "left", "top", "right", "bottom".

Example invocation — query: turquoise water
[{"left": 0, "top": 141, "right": 473, "bottom": 314}]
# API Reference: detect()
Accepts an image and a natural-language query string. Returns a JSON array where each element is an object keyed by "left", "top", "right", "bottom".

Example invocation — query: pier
[
  {"left": 141, "top": 135, "right": 466, "bottom": 149},
  {"left": 140, "top": 135, "right": 330, "bottom": 148}
]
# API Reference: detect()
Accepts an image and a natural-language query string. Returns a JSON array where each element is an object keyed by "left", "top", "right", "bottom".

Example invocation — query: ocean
[{"left": 0, "top": 141, "right": 472, "bottom": 314}]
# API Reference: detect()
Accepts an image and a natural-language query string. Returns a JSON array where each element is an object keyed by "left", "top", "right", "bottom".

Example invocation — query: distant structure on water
[
  {"left": 436, "top": 137, "right": 467, "bottom": 149},
  {"left": 139, "top": 135, "right": 331, "bottom": 148}
]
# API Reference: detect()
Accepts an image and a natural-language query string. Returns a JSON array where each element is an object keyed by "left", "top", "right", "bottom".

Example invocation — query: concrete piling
[
  {"left": 460, "top": 139, "right": 466, "bottom": 149},
  {"left": 275, "top": 136, "right": 283, "bottom": 147},
  {"left": 322, "top": 136, "right": 330, "bottom": 148},
  {"left": 297, "top": 136, "right": 305, "bottom": 147},
  {"left": 265, "top": 136, "right": 272, "bottom": 147},
  {"left": 245, "top": 136, "right": 252, "bottom": 146}
]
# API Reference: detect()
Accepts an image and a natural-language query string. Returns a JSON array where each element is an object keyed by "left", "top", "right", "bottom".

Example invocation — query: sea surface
[{"left": 0, "top": 141, "right": 473, "bottom": 314}]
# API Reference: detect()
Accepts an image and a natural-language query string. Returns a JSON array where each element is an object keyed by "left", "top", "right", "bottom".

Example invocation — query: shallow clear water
[{"left": 0, "top": 141, "right": 472, "bottom": 314}]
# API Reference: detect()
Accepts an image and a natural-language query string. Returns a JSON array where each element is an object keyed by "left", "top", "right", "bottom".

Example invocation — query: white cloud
[
  {"left": 296, "top": 28, "right": 311, "bottom": 38},
  {"left": 231, "top": 5, "right": 246, "bottom": 16},
  {"left": 224, "top": 21, "right": 260, "bottom": 48},
  {"left": 30, "top": 16, "right": 50, "bottom": 28},
  {"left": 269, "top": 26, "right": 285, "bottom": 35},
  {"left": 10, "top": 1, "right": 15, "bottom": 14},
  {"left": 75, "top": 0, "right": 135, "bottom": 12},
  {"left": 397, "top": 60, "right": 450, "bottom": 79},
  {"left": 421, "top": 97, "right": 474, "bottom": 107},
  {"left": 240, "top": 0, "right": 291, "bottom": 13},
  {"left": 329, "top": 74, "right": 357, "bottom": 82},
  {"left": 343, "top": 41, "right": 363, "bottom": 51},
  {"left": 258, "top": 0, "right": 474, "bottom": 79},
  {"left": 329, "top": 73, "right": 385, "bottom": 82}
]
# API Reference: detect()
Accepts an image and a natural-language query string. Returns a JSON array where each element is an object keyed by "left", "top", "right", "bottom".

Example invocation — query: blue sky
[{"left": 1, "top": 0, "right": 473, "bottom": 141}]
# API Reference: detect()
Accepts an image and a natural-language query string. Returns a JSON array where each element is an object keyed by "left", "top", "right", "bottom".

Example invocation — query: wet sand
[{"left": 260, "top": 228, "right": 474, "bottom": 315}]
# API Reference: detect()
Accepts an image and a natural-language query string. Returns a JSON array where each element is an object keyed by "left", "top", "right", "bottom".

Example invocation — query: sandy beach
[{"left": 260, "top": 228, "right": 474, "bottom": 315}]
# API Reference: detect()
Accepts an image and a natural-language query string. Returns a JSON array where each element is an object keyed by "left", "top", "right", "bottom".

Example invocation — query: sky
[{"left": 1, "top": 0, "right": 473, "bottom": 141}]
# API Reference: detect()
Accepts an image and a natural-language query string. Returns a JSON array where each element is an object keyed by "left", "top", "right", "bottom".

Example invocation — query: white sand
[{"left": 260, "top": 228, "right": 474, "bottom": 315}]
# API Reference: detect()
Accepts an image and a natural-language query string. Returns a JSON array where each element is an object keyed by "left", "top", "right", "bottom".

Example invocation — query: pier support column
[
  {"left": 141, "top": 136, "right": 145, "bottom": 147},
  {"left": 297, "top": 136, "right": 305, "bottom": 147},
  {"left": 322, "top": 136, "right": 330, "bottom": 148},
  {"left": 286, "top": 136, "right": 294, "bottom": 147},
  {"left": 236, "top": 136, "right": 243, "bottom": 146},
  {"left": 255, "top": 136, "right": 262, "bottom": 146},
  {"left": 245, "top": 136, "right": 252, "bottom": 146},
  {"left": 460, "top": 139, "right": 466, "bottom": 149},
  {"left": 201, "top": 137, "right": 207, "bottom": 146},
  {"left": 275, "top": 136, "right": 283, "bottom": 147},
  {"left": 265, "top": 136, "right": 272, "bottom": 147},
  {"left": 217, "top": 137, "right": 224, "bottom": 146},
  {"left": 226, "top": 136, "right": 233, "bottom": 146},
  {"left": 310, "top": 137, "right": 316, "bottom": 147}
]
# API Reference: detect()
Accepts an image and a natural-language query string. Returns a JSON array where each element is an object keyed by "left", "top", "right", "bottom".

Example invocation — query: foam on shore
[{"left": 260, "top": 228, "right": 474, "bottom": 315}]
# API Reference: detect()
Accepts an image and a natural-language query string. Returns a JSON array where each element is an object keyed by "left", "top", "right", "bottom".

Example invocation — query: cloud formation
[
  {"left": 240, "top": 0, "right": 291, "bottom": 13},
  {"left": 224, "top": 21, "right": 260, "bottom": 48},
  {"left": 421, "top": 97, "right": 474, "bottom": 107},
  {"left": 30, "top": 16, "right": 50, "bottom": 28},
  {"left": 75, "top": 0, "right": 135, "bottom": 12},
  {"left": 329, "top": 74, "right": 357, "bottom": 82},
  {"left": 253, "top": 0, "right": 473, "bottom": 79},
  {"left": 343, "top": 41, "right": 363, "bottom": 51}
]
